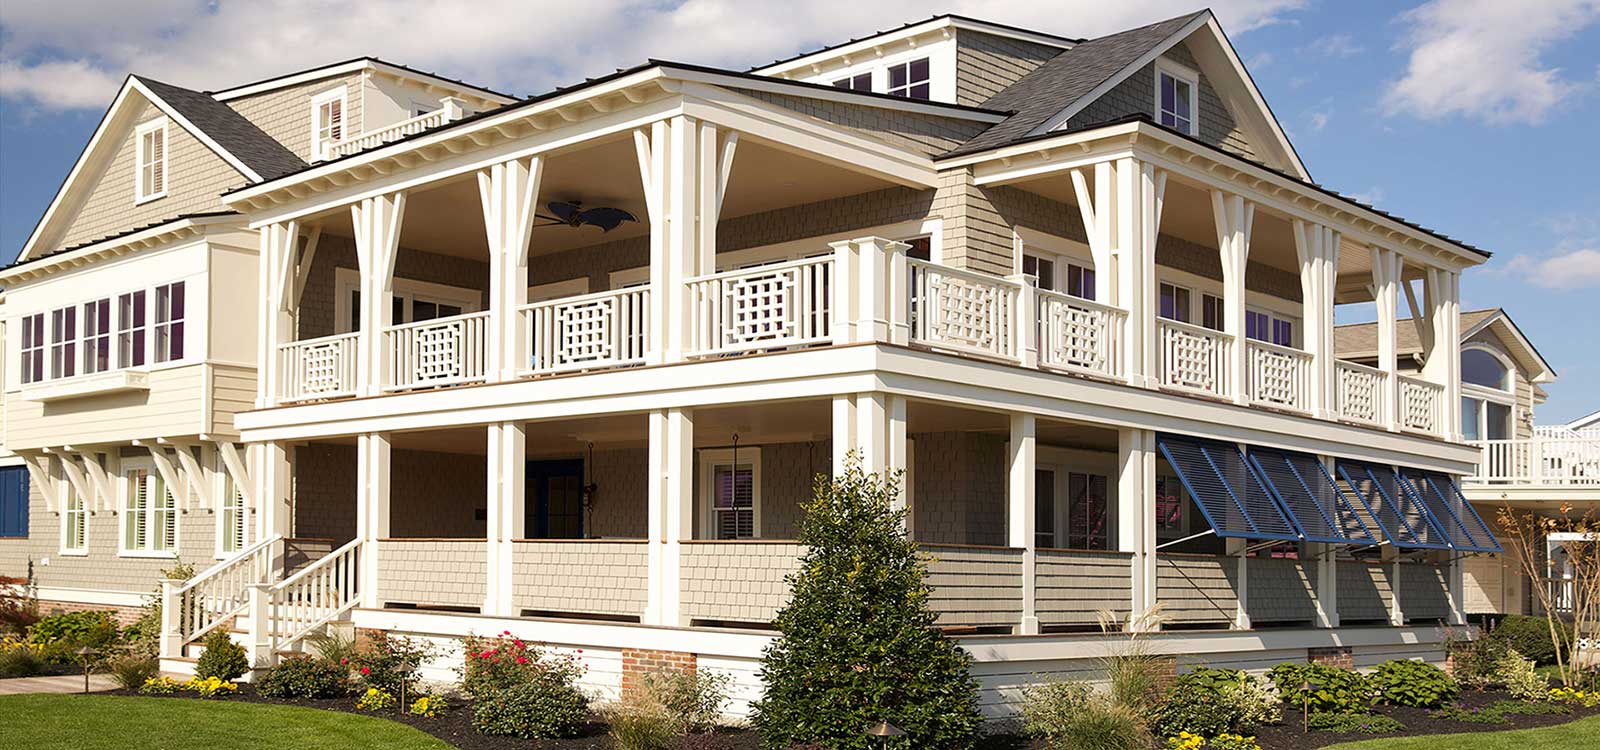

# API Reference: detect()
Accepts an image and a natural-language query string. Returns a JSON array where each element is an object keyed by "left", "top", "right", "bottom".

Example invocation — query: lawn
[
  {"left": 0, "top": 694, "right": 453, "bottom": 750},
  {"left": 1319, "top": 713, "right": 1600, "bottom": 750}
]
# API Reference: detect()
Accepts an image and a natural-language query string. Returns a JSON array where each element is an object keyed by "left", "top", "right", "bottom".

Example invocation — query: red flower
[
  {"left": 515, "top": 656, "right": 528, "bottom": 664},
  {"left": 360, "top": 667, "right": 370, "bottom": 675},
  {"left": 339, "top": 658, "right": 348, "bottom": 665}
]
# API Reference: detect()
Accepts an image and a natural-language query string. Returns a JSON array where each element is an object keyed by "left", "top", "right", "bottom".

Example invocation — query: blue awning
[
  {"left": 1157, "top": 434, "right": 1301, "bottom": 543},
  {"left": 1396, "top": 469, "right": 1503, "bottom": 553},
  {"left": 1336, "top": 461, "right": 1453, "bottom": 550},
  {"left": 1248, "top": 448, "right": 1380, "bottom": 545}
]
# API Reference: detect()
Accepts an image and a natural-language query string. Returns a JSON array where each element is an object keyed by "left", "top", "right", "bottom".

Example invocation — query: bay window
[
  {"left": 154, "top": 281, "right": 185, "bottom": 362},
  {"left": 82, "top": 298, "right": 112, "bottom": 374},
  {"left": 50, "top": 306, "right": 76, "bottom": 379},
  {"left": 19, "top": 313, "right": 44, "bottom": 384}
]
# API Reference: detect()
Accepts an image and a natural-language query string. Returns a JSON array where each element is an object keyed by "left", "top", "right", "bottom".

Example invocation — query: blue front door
[{"left": 527, "top": 459, "right": 584, "bottom": 539}]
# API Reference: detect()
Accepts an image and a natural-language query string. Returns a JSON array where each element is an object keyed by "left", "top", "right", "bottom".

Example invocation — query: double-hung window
[
  {"left": 82, "top": 298, "right": 112, "bottom": 374},
  {"left": 1245, "top": 309, "right": 1295, "bottom": 347},
  {"left": 1156, "top": 63, "right": 1197, "bottom": 136},
  {"left": 122, "top": 465, "right": 176, "bottom": 555},
  {"left": 50, "top": 306, "right": 77, "bottom": 379},
  {"left": 1022, "top": 253, "right": 1056, "bottom": 291},
  {"left": 218, "top": 460, "right": 246, "bottom": 556},
  {"left": 1065, "top": 263, "right": 1096, "bottom": 300},
  {"left": 1201, "top": 293, "right": 1224, "bottom": 332},
  {"left": 62, "top": 475, "right": 87, "bottom": 554},
  {"left": 1159, "top": 282, "right": 1191, "bottom": 323},
  {"left": 1067, "top": 472, "right": 1110, "bottom": 550},
  {"left": 887, "top": 58, "right": 930, "bottom": 100},
  {"left": 135, "top": 119, "right": 168, "bottom": 202},
  {"left": 701, "top": 448, "right": 760, "bottom": 539},
  {"left": 153, "top": 282, "right": 185, "bottom": 363},
  {"left": 311, "top": 88, "right": 347, "bottom": 160},
  {"left": 118, "top": 290, "right": 147, "bottom": 368},
  {"left": 20, "top": 313, "right": 45, "bottom": 384},
  {"left": 832, "top": 73, "right": 872, "bottom": 91}
]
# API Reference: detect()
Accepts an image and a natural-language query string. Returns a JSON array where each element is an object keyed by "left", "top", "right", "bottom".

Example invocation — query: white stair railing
[
  {"left": 251, "top": 538, "right": 363, "bottom": 662},
  {"left": 907, "top": 259, "right": 1021, "bottom": 362},
  {"left": 278, "top": 332, "right": 360, "bottom": 402},
  {"left": 1246, "top": 340, "right": 1313, "bottom": 412},
  {"left": 687, "top": 257, "right": 834, "bottom": 356},
  {"left": 522, "top": 287, "right": 650, "bottom": 374},
  {"left": 1334, "top": 360, "right": 1387, "bottom": 426},
  {"left": 1157, "top": 319, "right": 1232, "bottom": 395},
  {"left": 1036, "top": 289, "right": 1125, "bottom": 378},
  {"left": 163, "top": 534, "right": 281, "bottom": 656},
  {"left": 385, "top": 310, "right": 492, "bottom": 391},
  {"left": 1398, "top": 375, "right": 1445, "bottom": 436}
]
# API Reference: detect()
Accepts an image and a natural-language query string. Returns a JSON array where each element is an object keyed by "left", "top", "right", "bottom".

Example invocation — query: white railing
[
  {"left": 253, "top": 538, "right": 362, "bottom": 658},
  {"left": 687, "top": 257, "right": 834, "bottom": 357},
  {"left": 1036, "top": 290, "right": 1125, "bottom": 378},
  {"left": 908, "top": 258, "right": 1021, "bottom": 362},
  {"left": 165, "top": 535, "right": 281, "bottom": 654},
  {"left": 1246, "top": 340, "right": 1313, "bottom": 412},
  {"left": 279, "top": 332, "right": 360, "bottom": 402},
  {"left": 1398, "top": 375, "right": 1445, "bottom": 435},
  {"left": 325, "top": 99, "right": 466, "bottom": 159},
  {"left": 1469, "top": 437, "right": 1600, "bottom": 485},
  {"left": 385, "top": 310, "right": 492, "bottom": 391},
  {"left": 1157, "top": 319, "right": 1232, "bottom": 394},
  {"left": 522, "top": 287, "right": 650, "bottom": 374},
  {"left": 1335, "top": 360, "right": 1387, "bottom": 426}
]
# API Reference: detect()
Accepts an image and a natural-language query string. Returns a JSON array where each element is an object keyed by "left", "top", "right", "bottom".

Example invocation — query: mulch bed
[{"left": 1254, "top": 688, "right": 1600, "bottom": 750}]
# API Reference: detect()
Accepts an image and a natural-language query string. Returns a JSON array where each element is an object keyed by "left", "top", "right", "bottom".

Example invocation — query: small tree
[
  {"left": 1496, "top": 503, "right": 1600, "bottom": 687},
  {"left": 751, "top": 459, "right": 981, "bottom": 750}
]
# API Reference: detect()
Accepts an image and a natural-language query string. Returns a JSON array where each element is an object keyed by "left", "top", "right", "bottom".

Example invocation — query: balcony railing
[
  {"left": 1398, "top": 375, "right": 1445, "bottom": 436},
  {"left": 385, "top": 310, "right": 492, "bottom": 391},
  {"left": 1246, "top": 340, "right": 1312, "bottom": 412},
  {"left": 325, "top": 98, "right": 467, "bottom": 160},
  {"left": 908, "top": 259, "right": 1020, "bottom": 362},
  {"left": 1334, "top": 360, "right": 1387, "bottom": 426},
  {"left": 687, "top": 256, "right": 834, "bottom": 357},
  {"left": 522, "top": 287, "right": 650, "bottom": 374},
  {"left": 1157, "top": 319, "right": 1232, "bottom": 395},
  {"left": 279, "top": 332, "right": 360, "bottom": 403},
  {"left": 1468, "top": 436, "right": 1600, "bottom": 485},
  {"left": 1036, "top": 289, "right": 1125, "bottom": 378}
]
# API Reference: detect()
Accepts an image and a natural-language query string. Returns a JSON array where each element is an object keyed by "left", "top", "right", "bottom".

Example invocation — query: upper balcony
[{"left": 1465, "top": 431, "right": 1600, "bottom": 488}]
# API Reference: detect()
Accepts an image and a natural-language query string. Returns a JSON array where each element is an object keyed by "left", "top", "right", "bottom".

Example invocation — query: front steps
[{"left": 158, "top": 617, "right": 355, "bottom": 681}]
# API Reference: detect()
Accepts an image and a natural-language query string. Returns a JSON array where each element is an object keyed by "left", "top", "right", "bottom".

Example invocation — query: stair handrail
[
  {"left": 165, "top": 534, "right": 282, "bottom": 653},
  {"left": 257, "top": 537, "right": 364, "bottom": 658}
]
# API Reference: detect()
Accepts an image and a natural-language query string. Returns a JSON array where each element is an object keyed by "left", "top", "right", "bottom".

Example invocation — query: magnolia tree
[{"left": 1496, "top": 503, "right": 1600, "bottom": 686}]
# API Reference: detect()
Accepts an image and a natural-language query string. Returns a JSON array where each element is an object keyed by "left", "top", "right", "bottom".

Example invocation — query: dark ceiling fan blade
[
  {"left": 576, "top": 206, "right": 638, "bottom": 232},
  {"left": 546, "top": 201, "right": 582, "bottom": 223}
]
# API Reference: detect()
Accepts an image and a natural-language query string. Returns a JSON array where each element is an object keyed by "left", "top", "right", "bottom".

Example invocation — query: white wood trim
[
  {"left": 751, "top": 16, "right": 1072, "bottom": 79},
  {"left": 1153, "top": 57, "right": 1201, "bottom": 137},
  {"left": 310, "top": 86, "right": 350, "bottom": 162},
  {"left": 133, "top": 117, "right": 170, "bottom": 204},
  {"left": 21, "top": 454, "right": 58, "bottom": 513}
]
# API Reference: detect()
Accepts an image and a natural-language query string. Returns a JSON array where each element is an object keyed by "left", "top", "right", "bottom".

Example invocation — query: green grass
[
  {"left": 0, "top": 694, "right": 453, "bottom": 750},
  {"left": 1319, "top": 712, "right": 1600, "bottom": 749}
]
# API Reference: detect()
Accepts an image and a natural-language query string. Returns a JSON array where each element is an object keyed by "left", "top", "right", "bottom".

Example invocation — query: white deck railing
[
  {"left": 252, "top": 538, "right": 362, "bottom": 660},
  {"left": 325, "top": 99, "right": 466, "bottom": 160},
  {"left": 1157, "top": 319, "right": 1232, "bottom": 395},
  {"left": 687, "top": 257, "right": 834, "bottom": 356},
  {"left": 1036, "top": 289, "right": 1125, "bottom": 378},
  {"left": 908, "top": 259, "right": 1021, "bottom": 362},
  {"left": 522, "top": 287, "right": 650, "bottom": 374},
  {"left": 1469, "top": 436, "right": 1600, "bottom": 485},
  {"left": 1398, "top": 375, "right": 1445, "bottom": 436},
  {"left": 1335, "top": 360, "right": 1387, "bottom": 426},
  {"left": 164, "top": 534, "right": 281, "bottom": 655},
  {"left": 385, "top": 310, "right": 492, "bottom": 391},
  {"left": 279, "top": 332, "right": 360, "bottom": 402},
  {"left": 1246, "top": 340, "right": 1313, "bottom": 412}
]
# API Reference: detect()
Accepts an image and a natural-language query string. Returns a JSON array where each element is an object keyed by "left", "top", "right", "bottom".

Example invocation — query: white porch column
[
  {"left": 1389, "top": 558, "right": 1406, "bottom": 626},
  {"left": 832, "top": 393, "right": 909, "bottom": 519},
  {"left": 254, "top": 441, "right": 292, "bottom": 575},
  {"left": 696, "top": 122, "right": 737, "bottom": 279},
  {"left": 479, "top": 157, "right": 543, "bottom": 382},
  {"left": 1118, "top": 428, "right": 1158, "bottom": 627},
  {"left": 1313, "top": 543, "right": 1340, "bottom": 628},
  {"left": 831, "top": 395, "right": 857, "bottom": 476},
  {"left": 645, "top": 408, "right": 694, "bottom": 626},
  {"left": 1070, "top": 162, "right": 1116, "bottom": 306},
  {"left": 485, "top": 422, "right": 526, "bottom": 616},
  {"left": 1231, "top": 539, "right": 1252, "bottom": 630},
  {"left": 1211, "top": 191, "right": 1254, "bottom": 404},
  {"left": 1114, "top": 160, "right": 1165, "bottom": 388},
  {"left": 1421, "top": 268, "right": 1462, "bottom": 440},
  {"left": 1294, "top": 221, "right": 1341, "bottom": 418},
  {"left": 1008, "top": 413, "right": 1038, "bottom": 634},
  {"left": 352, "top": 193, "right": 407, "bottom": 396},
  {"left": 257, "top": 221, "right": 298, "bottom": 408},
  {"left": 1371, "top": 247, "right": 1403, "bottom": 431},
  {"left": 634, "top": 116, "right": 713, "bottom": 363},
  {"left": 355, "top": 432, "right": 391, "bottom": 609}
]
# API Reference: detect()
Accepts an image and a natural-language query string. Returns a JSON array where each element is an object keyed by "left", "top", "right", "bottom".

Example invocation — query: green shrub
[
  {"left": 1493, "top": 651, "right": 1548, "bottom": 701},
  {"left": 351, "top": 631, "right": 432, "bottom": 696},
  {"left": 0, "top": 641, "right": 45, "bottom": 677},
  {"left": 1370, "top": 659, "right": 1458, "bottom": 708},
  {"left": 751, "top": 462, "right": 981, "bottom": 750},
  {"left": 257, "top": 655, "right": 351, "bottom": 698},
  {"left": 1450, "top": 633, "right": 1512, "bottom": 689},
  {"left": 1021, "top": 678, "right": 1153, "bottom": 750},
  {"left": 27, "top": 610, "right": 120, "bottom": 661},
  {"left": 1154, "top": 668, "right": 1280, "bottom": 738},
  {"left": 634, "top": 668, "right": 730, "bottom": 733},
  {"left": 471, "top": 678, "right": 590, "bottom": 739},
  {"left": 194, "top": 628, "right": 249, "bottom": 682},
  {"left": 1021, "top": 680, "right": 1093, "bottom": 741},
  {"left": 0, "top": 585, "right": 41, "bottom": 636},
  {"left": 1305, "top": 711, "right": 1404, "bottom": 734},
  {"left": 1436, "top": 699, "right": 1568, "bottom": 724},
  {"left": 106, "top": 652, "right": 159, "bottom": 690},
  {"left": 1488, "top": 616, "right": 1571, "bottom": 666},
  {"left": 1267, "top": 663, "right": 1373, "bottom": 714},
  {"left": 305, "top": 630, "right": 359, "bottom": 664},
  {"left": 459, "top": 632, "right": 580, "bottom": 699},
  {"left": 606, "top": 694, "right": 677, "bottom": 750}
]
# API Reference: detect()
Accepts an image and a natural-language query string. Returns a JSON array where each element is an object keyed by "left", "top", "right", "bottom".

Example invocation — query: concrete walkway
[{"left": 0, "top": 674, "right": 119, "bottom": 695}]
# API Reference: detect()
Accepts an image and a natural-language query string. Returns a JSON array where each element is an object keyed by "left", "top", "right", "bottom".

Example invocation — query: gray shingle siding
[
  {"left": 955, "top": 30, "right": 1064, "bottom": 107},
  {"left": 1065, "top": 42, "right": 1257, "bottom": 161}
]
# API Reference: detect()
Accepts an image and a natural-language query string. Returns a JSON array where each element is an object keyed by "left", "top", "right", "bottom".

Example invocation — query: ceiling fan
[{"left": 534, "top": 200, "right": 638, "bottom": 233}]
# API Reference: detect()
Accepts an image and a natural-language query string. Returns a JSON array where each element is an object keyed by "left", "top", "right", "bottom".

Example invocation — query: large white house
[{"left": 1, "top": 11, "right": 1530, "bottom": 715}]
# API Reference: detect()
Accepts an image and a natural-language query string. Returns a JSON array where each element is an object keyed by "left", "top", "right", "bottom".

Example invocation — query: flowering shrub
[
  {"left": 139, "top": 676, "right": 184, "bottom": 695},
  {"left": 409, "top": 694, "right": 447, "bottom": 717},
  {"left": 357, "top": 687, "right": 396, "bottom": 711},
  {"left": 1548, "top": 686, "right": 1600, "bottom": 707},
  {"left": 1162, "top": 731, "right": 1260, "bottom": 750},
  {"left": 0, "top": 636, "right": 46, "bottom": 678},
  {"left": 185, "top": 676, "right": 239, "bottom": 698},
  {"left": 463, "top": 636, "right": 590, "bottom": 740},
  {"left": 351, "top": 631, "right": 432, "bottom": 696},
  {"left": 1155, "top": 668, "right": 1280, "bottom": 738},
  {"left": 460, "top": 631, "right": 583, "bottom": 697}
]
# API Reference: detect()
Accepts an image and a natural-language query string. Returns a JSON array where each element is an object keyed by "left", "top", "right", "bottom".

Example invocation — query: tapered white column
[
  {"left": 485, "top": 422, "right": 526, "bottom": 616},
  {"left": 1008, "top": 414, "right": 1038, "bottom": 634},
  {"left": 1212, "top": 191, "right": 1254, "bottom": 404},
  {"left": 1118, "top": 428, "right": 1158, "bottom": 626},
  {"left": 253, "top": 442, "right": 291, "bottom": 575},
  {"left": 352, "top": 193, "right": 406, "bottom": 396},
  {"left": 356, "top": 433, "right": 391, "bottom": 609},
  {"left": 1371, "top": 247, "right": 1403, "bottom": 431},
  {"left": 1421, "top": 267, "right": 1462, "bottom": 440},
  {"left": 257, "top": 221, "right": 298, "bottom": 407},
  {"left": 479, "top": 157, "right": 543, "bottom": 382},
  {"left": 645, "top": 408, "right": 694, "bottom": 625},
  {"left": 1294, "top": 222, "right": 1341, "bottom": 418}
]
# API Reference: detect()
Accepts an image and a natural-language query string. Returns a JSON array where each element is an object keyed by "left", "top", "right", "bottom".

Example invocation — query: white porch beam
[
  {"left": 78, "top": 452, "right": 117, "bottom": 513},
  {"left": 1008, "top": 413, "right": 1038, "bottom": 635},
  {"left": 356, "top": 433, "right": 392, "bottom": 609},
  {"left": 146, "top": 446, "right": 187, "bottom": 511},
  {"left": 485, "top": 422, "right": 526, "bottom": 616},
  {"left": 291, "top": 223, "right": 323, "bottom": 310},
  {"left": 55, "top": 454, "right": 93, "bottom": 513},
  {"left": 1294, "top": 221, "right": 1340, "bottom": 418},
  {"left": 217, "top": 442, "right": 256, "bottom": 511},
  {"left": 1070, "top": 163, "right": 1115, "bottom": 304},
  {"left": 478, "top": 156, "right": 544, "bottom": 381},
  {"left": 1371, "top": 246, "right": 1403, "bottom": 431},
  {"left": 172, "top": 444, "right": 214, "bottom": 511}
]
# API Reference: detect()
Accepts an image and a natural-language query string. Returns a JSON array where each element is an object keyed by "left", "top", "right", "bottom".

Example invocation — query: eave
[{"left": 0, "top": 213, "right": 242, "bottom": 285}]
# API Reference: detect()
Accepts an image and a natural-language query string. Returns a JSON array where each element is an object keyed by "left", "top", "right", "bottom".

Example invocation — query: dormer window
[
  {"left": 134, "top": 118, "right": 168, "bottom": 203},
  {"left": 832, "top": 73, "right": 872, "bottom": 92},
  {"left": 311, "top": 87, "right": 347, "bottom": 160},
  {"left": 887, "top": 58, "right": 930, "bottom": 100},
  {"left": 1156, "top": 61, "right": 1198, "bottom": 136}
]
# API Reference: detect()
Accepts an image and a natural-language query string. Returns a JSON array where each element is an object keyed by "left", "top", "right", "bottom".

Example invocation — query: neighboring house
[{"left": 2, "top": 11, "right": 1508, "bottom": 714}]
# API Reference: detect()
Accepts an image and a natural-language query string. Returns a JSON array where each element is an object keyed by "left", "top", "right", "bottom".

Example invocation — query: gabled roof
[
  {"left": 1334, "top": 308, "right": 1556, "bottom": 383},
  {"left": 750, "top": 14, "right": 1080, "bottom": 76},
  {"left": 209, "top": 57, "right": 517, "bottom": 104}
]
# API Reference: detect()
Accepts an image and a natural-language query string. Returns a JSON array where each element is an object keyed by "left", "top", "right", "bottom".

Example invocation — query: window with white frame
[
  {"left": 887, "top": 58, "right": 930, "bottom": 100},
  {"left": 1461, "top": 347, "right": 1515, "bottom": 442},
  {"left": 1065, "top": 262, "right": 1096, "bottom": 300},
  {"left": 135, "top": 119, "right": 168, "bottom": 202},
  {"left": 335, "top": 270, "right": 481, "bottom": 333},
  {"left": 1067, "top": 471, "right": 1110, "bottom": 550},
  {"left": 1154, "top": 473, "right": 1191, "bottom": 540},
  {"left": 1245, "top": 308, "right": 1296, "bottom": 347},
  {"left": 1022, "top": 253, "right": 1056, "bottom": 291},
  {"left": 832, "top": 72, "right": 872, "bottom": 91},
  {"left": 122, "top": 464, "right": 176, "bottom": 555},
  {"left": 82, "top": 298, "right": 112, "bottom": 374},
  {"left": 217, "top": 461, "right": 246, "bottom": 556},
  {"left": 1155, "top": 62, "right": 1198, "bottom": 136},
  {"left": 700, "top": 447, "right": 760, "bottom": 540},
  {"left": 1158, "top": 282, "right": 1191, "bottom": 323},
  {"left": 50, "top": 306, "right": 77, "bottom": 379},
  {"left": 1201, "top": 293, "right": 1224, "bottom": 331},
  {"left": 311, "top": 88, "right": 347, "bottom": 160},
  {"left": 153, "top": 282, "right": 185, "bottom": 363},
  {"left": 118, "top": 290, "right": 147, "bottom": 368},
  {"left": 20, "top": 313, "right": 45, "bottom": 384},
  {"left": 61, "top": 471, "right": 86, "bottom": 554}
]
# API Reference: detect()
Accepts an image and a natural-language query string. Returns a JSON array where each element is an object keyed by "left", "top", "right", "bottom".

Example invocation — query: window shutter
[
  {"left": 329, "top": 99, "right": 343, "bottom": 140},
  {"left": 150, "top": 129, "right": 164, "bottom": 194},
  {"left": 155, "top": 476, "right": 175, "bottom": 551},
  {"left": 127, "top": 471, "right": 148, "bottom": 550}
]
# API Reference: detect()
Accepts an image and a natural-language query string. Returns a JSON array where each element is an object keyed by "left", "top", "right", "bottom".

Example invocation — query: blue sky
[{"left": 2, "top": 0, "right": 1596, "bottom": 421}]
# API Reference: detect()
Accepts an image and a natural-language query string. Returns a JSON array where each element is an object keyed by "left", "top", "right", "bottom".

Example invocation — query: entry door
[{"left": 527, "top": 459, "right": 585, "bottom": 539}]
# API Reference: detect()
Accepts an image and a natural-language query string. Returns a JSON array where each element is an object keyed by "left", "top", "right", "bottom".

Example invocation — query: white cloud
[
  {"left": 1348, "top": 186, "right": 1385, "bottom": 205},
  {"left": 1382, "top": 0, "right": 1600, "bottom": 125},
  {"left": 1303, "top": 33, "right": 1363, "bottom": 58},
  {"left": 1307, "top": 110, "right": 1330, "bottom": 131},
  {"left": 1505, "top": 248, "right": 1600, "bottom": 289},
  {"left": 0, "top": 0, "right": 1309, "bottom": 112}
]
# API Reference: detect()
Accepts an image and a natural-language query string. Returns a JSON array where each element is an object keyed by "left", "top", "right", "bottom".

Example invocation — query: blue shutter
[
  {"left": 1156, "top": 434, "right": 1301, "bottom": 543},
  {"left": 1249, "top": 448, "right": 1379, "bottom": 545},
  {"left": 0, "top": 466, "right": 29, "bottom": 537}
]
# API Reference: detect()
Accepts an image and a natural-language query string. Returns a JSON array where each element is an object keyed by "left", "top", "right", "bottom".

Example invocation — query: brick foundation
[
  {"left": 36, "top": 599, "right": 145, "bottom": 626},
  {"left": 621, "top": 647, "right": 698, "bottom": 694},
  {"left": 1152, "top": 655, "right": 1180, "bottom": 694},
  {"left": 1308, "top": 646, "right": 1354, "bottom": 669}
]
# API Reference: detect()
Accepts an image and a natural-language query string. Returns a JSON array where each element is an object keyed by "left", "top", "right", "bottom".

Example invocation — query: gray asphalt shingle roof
[{"left": 136, "top": 76, "right": 307, "bottom": 180}]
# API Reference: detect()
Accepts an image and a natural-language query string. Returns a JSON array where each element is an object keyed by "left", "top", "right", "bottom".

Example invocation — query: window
[
  {"left": 62, "top": 484, "right": 86, "bottom": 553},
  {"left": 50, "top": 306, "right": 77, "bottom": 379},
  {"left": 1154, "top": 474, "right": 1190, "bottom": 540},
  {"left": 218, "top": 464, "right": 246, "bottom": 556},
  {"left": 1462, "top": 349, "right": 1511, "bottom": 390},
  {"left": 19, "top": 313, "right": 45, "bottom": 384},
  {"left": 1156, "top": 64, "right": 1197, "bottom": 135},
  {"left": 1159, "top": 282, "right": 1191, "bottom": 323},
  {"left": 311, "top": 88, "right": 347, "bottom": 160},
  {"left": 700, "top": 448, "right": 760, "bottom": 540},
  {"left": 1462, "top": 396, "right": 1512, "bottom": 441},
  {"left": 118, "top": 291, "right": 146, "bottom": 368},
  {"left": 122, "top": 466, "right": 175, "bottom": 555},
  {"left": 153, "top": 282, "right": 185, "bottom": 363},
  {"left": 1246, "top": 309, "right": 1295, "bottom": 347},
  {"left": 1067, "top": 471, "right": 1110, "bottom": 550},
  {"left": 1066, "top": 263, "right": 1096, "bottom": 300},
  {"left": 1035, "top": 468, "right": 1057, "bottom": 548},
  {"left": 904, "top": 236, "right": 932, "bottom": 261},
  {"left": 832, "top": 73, "right": 872, "bottom": 91},
  {"left": 135, "top": 119, "right": 168, "bottom": 202},
  {"left": 887, "top": 58, "right": 930, "bottom": 100},
  {"left": 1022, "top": 253, "right": 1056, "bottom": 291},
  {"left": 336, "top": 271, "right": 481, "bottom": 334},
  {"left": 82, "top": 299, "right": 112, "bottom": 374},
  {"left": 1201, "top": 294, "right": 1224, "bottom": 331},
  {"left": 0, "top": 465, "right": 28, "bottom": 539}
]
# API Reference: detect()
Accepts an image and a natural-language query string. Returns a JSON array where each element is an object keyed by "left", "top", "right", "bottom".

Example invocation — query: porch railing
[
  {"left": 1334, "top": 360, "right": 1387, "bottom": 426},
  {"left": 1157, "top": 319, "right": 1232, "bottom": 395},
  {"left": 522, "top": 287, "right": 650, "bottom": 374},
  {"left": 164, "top": 534, "right": 281, "bottom": 656},
  {"left": 1246, "top": 340, "right": 1312, "bottom": 412},
  {"left": 252, "top": 538, "right": 362, "bottom": 659},
  {"left": 326, "top": 99, "right": 466, "bottom": 160},
  {"left": 908, "top": 259, "right": 1021, "bottom": 362},
  {"left": 1036, "top": 290, "right": 1125, "bottom": 378},
  {"left": 687, "top": 257, "right": 834, "bottom": 357},
  {"left": 279, "top": 332, "right": 360, "bottom": 403},
  {"left": 385, "top": 310, "right": 492, "bottom": 391},
  {"left": 1398, "top": 375, "right": 1445, "bottom": 436},
  {"left": 1468, "top": 436, "right": 1600, "bottom": 485}
]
